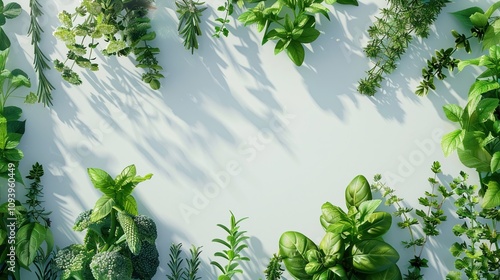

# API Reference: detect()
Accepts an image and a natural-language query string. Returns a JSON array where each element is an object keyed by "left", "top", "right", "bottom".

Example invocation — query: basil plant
[{"left": 278, "top": 175, "right": 402, "bottom": 280}]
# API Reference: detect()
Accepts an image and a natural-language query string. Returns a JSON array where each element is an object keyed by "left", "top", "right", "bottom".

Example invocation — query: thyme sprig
[
  {"left": 27, "top": 0, "right": 55, "bottom": 106},
  {"left": 358, "top": 0, "right": 449, "bottom": 96},
  {"left": 176, "top": 0, "right": 206, "bottom": 54}
]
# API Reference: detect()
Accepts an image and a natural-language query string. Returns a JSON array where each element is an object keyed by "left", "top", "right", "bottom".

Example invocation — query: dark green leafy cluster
[
  {"left": 211, "top": 211, "right": 250, "bottom": 280},
  {"left": 372, "top": 162, "right": 453, "bottom": 280},
  {"left": 446, "top": 171, "right": 500, "bottom": 280},
  {"left": 166, "top": 243, "right": 202, "bottom": 280},
  {"left": 358, "top": 0, "right": 449, "bottom": 96},
  {"left": 54, "top": 165, "right": 159, "bottom": 280},
  {"left": 278, "top": 175, "right": 401, "bottom": 280},
  {"left": 53, "top": 0, "right": 163, "bottom": 90},
  {"left": 176, "top": 0, "right": 206, "bottom": 54},
  {"left": 263, "top": 254, "right": 284, "bottom": 280},
  {"left": 238, "top": 0, "right": 358, "bottom": 66},
  {"left": 416, "top": 3, "right": 500, "bottom": 96}
]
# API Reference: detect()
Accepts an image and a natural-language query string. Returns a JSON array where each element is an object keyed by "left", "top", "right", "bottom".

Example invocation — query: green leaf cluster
[
  {"left": 0, "top": 164, "right": 54, "bottom": 280},
  {"left": 417, "top": 1, "right": 500, "bottom": 96},
  {"left": 358, "top": 0, "right": 449, "bottom": 96},
  {"left": 0, "top": 0, "right": 22, "bottom": 51},
  {"left": 210, "top": 211, "right": 250, "bottom": 280},
  {"left": 441, "top": 45, "right": 500, "bottom": 209},
  {"left": 238, "top": 0, "right": 358, "bottom": 66},
  {"left": 446, "top": 171, "right": 500, "bottom": 280},
  {"left": 53, "top": 0, "right": 163, "bottom": 90},
  {"left": 278, "top": 175, "right": 401, "bottom": 280},
  {"left": 372, "top": 162, "right": 454, "bottom": 280},
  {"left": 54, "top": 165, "right": 160, "bottom": 280}
]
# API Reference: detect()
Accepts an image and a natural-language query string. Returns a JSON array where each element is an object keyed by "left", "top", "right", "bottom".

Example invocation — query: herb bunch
[
  {"left": 176, "top": 0, "right": 206, "bottom": 54},
  {"left": 358, "top": 0, "right": 449, "bottom": 96},
  {"left": 27, "top": 0, "right": 55, "bottom": 106},
  {"left": 166, "top": 243, "right": 202, "bottom": 280},
  {"left": 263, "top": 254, "right": 284, "bottom": 280},
  {"left": 417, "top": 2, "right": 500, "bottom": 95},
  {"left": 211, "top": 211, "right": 250, "bottom": 280},
  {"left": 53, "top": 0, "right": 164, "bottom": 90},
  {"left": 446, "top": 171, "right": 500, "bottom": 280},
  {"left": 238, "top": 0, "right": 358, "bottom": 66},
  {"left": 371, "top": 162, "right": 453, "bottom": 280}
]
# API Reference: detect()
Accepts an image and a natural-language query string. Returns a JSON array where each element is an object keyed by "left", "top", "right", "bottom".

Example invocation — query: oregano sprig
[
  {"left": 176, "top": 0, "right": 207, "bottom": 54},
  {"left": 27, "top": 0, "right": 55, "bottom": 106},
  {"left": 372, "top": 161, "right": 453, "bottom": 280},
  {"left": 53, "top": 0, "right": 163, "bottom": 90},
  {"left": 358, "top": 0, "right": 449, "bottom": 96}
]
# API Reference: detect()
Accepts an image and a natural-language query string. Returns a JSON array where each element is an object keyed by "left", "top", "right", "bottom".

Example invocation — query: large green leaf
[
  {"left": 358, "top": 200, "right": 381, "bottom": 221},
  {"left": 443, "top": 104, "right": 463, "bottom": 123},
  {"left": 345, "top": 175, "right": 372, "bottom": 208},
  {"left": 114, "top": 164, "right": 137, "bottom": 187},
  {"left": 3, "top": 106, "right": 22, "bottom": 121},
  {"left": 15, "top": 223, "right": 47, "bottom": 268},
  {"left": 2, "top": 2, "right": 21, "bottom": 19},
  {"left": 321, "top": 202, "right": 349, "bottom": 224},
  {"left": 337, "top": 0, "right": 358, "bottom": 6},
  {"left": 476, "top": 98, "right": 499, "bottom": 123},
  {"left": 358, "top": 212, "right": 392, "bottom": 239},
  {"left": 123, "top": 195, "right": 138, "bottom": 216},
  {"left": 0, "top": 28, "right": 9, "bottom": 52},
  {"left": 88, "top": 167, "right": 115, "bottom": 194},
  {"left": 457, "top": 132, "right": 492, "bottom": 172},
  {"left": 351, "top": 239, "right": 399, "bottom": 274},
  {"left": 451, "top": 7, "right": 484, "bottom": 28},
  {"left": 10, "top": 69, "right": 30, "bottom": 88},
  {"left": 469, "top": 12, "right": 488, "bottom": 28},
  {"left": 441, "top": 129, "right": 465, "bottom": 157},
  {"left": 468, "top": 80, "right": 500, "bottom": 100},
  {"left": 319, "top": 232, "right": 344, "bottom": 257},
  {"left": 286, "top": 40, "right": 305, "bottom": 66},
  {"left": 482, "top": 181, "right": 500, "bottom": 208},
  {"left": 279, "top": 231, "right": 318, "bottom": 279},
  {"left": 491, "top": 151, "right": 500, "bottom": 172},
  {"left": 4, "top": 148, "right": 23, "bottom": 161},
  {"left": 90, "top": 196, "right": 115, "bottom": 222},
  {"left": 363, "top": 264, "right": 402, "bottom": 280}
]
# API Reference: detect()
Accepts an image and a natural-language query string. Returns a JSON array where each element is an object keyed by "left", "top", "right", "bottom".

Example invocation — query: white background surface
[{"left": 2, "top": 0, "right": 496, "bottom": 279}]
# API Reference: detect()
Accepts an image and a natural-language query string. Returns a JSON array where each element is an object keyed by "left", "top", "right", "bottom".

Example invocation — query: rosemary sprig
[
  {"left": 358, "top": 0, "right": 449, "bottom": 96},
  {"left": 28, "top": 0, "right": 55, "bottom": 106},
  {"left": 176, "top": 0, "right": 206, "bottom": 54}
]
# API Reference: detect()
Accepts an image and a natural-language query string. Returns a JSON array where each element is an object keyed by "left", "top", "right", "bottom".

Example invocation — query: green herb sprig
[
  {"left": 211, "top": 211, "right": 250, "bottom": 280},
  {"left": 371, "top": 162, "right": 453, "bottom": 280},
  {"left": 213, "top": 0, "right": 236, "bottom": 38},
  {"left": 166, "top": 243, "right": 203, "bottom": 280},
  {"left": 263, "top": 254, "right": 284, "bottom": 280},
  {"left": 446, "top": 171, "right": 500, "bottom": 280},
  {"left": 176, "top": 0, "right": 207, "bottom": 54},
  {"left": 27, "top": 0, "right": 55, "bottom": 106},
  {"left": 358, "top": 0, "right": 449, "bottom": 96}
]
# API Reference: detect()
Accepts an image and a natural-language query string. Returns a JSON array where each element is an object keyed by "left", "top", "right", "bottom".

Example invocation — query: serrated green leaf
[
  {"left": 441, "top": 129, "right": 465, "bottom": 157},
  {"left": 443, "top": 104, "right": 463, "bottom": 122},
  {"left": 482, "top": 181, "right": 500, "bottom": 208},
  {"left": 469, "top": 80, "right": 500, "bottom": 99},
  {"left": 88, "top": 168, "right": 115, "bottom": 193},
  {"left": 90, "top": 196, "right": 115, "bottom": 222}
]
